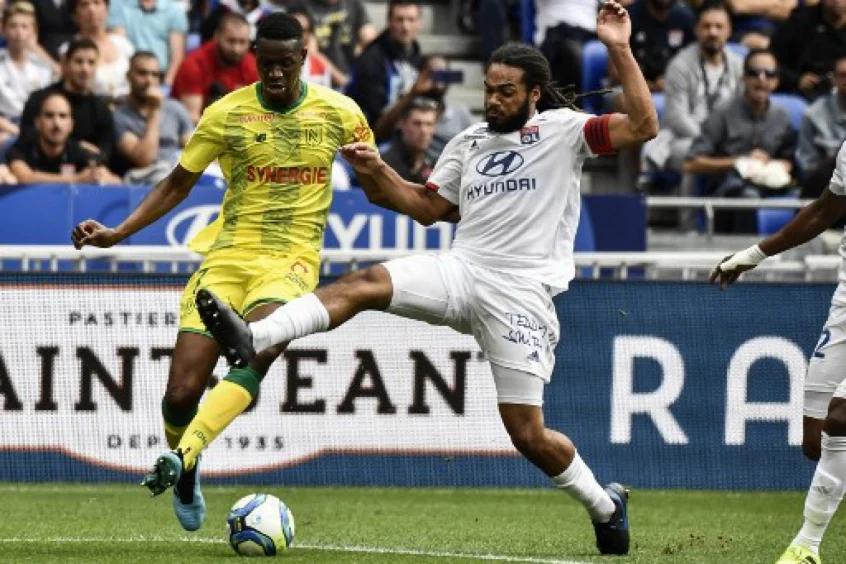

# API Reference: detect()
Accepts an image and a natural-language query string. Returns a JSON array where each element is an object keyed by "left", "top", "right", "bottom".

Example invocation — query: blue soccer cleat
[
  {"left": 593, "top": 482, "right": 630, "bottom": 555},
  {"left": 172, "top": 455, "right": 206, "bottom": 531},
  {"left": 141, "top": 450, "right": 183, "bottom": 497}
]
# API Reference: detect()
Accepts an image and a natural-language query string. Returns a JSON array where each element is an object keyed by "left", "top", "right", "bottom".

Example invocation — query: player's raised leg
[
  {"left": 196, "top": 264, "right": 396, "bottom": 367},
  {"left": 493, "top": 365, "right": 629, "bottom": 555},
  {"left": 777, "top": 397, "right": 846, "bottom": 563}
]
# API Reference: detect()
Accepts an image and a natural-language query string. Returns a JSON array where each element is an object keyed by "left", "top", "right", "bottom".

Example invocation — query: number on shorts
[{"left": 814, "top": 329, "right": 832, "bottom": 359}]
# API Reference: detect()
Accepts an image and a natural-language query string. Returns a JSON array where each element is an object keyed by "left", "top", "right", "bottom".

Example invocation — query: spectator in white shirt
[
  {"left": 59, "top": 0, "right": 133, "bottom": 100},
  {"left": 0, "top": 1, "right": 55, "bottom": 143}
]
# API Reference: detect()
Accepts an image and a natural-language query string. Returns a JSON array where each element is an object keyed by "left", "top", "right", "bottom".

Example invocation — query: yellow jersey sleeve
[
  {"left": 179, "top": 103, "right": 226, "bottom": 173},
  {"left": 340, "top": 100, "right": 376, "bottom": 147}
]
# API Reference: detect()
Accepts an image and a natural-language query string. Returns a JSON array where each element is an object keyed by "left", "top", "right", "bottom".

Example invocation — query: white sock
[
  {"left": 250, "top": 293, "right": 330, "bottom": 351},
  {"left": 793, "top": 433, "right": 846, "bottom": 553},
  {"left": 551, "top": 451, "right": 615, "bottom": 523}
]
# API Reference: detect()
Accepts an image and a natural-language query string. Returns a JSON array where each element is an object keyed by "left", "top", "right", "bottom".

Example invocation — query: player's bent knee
[
  {"left": 506, "top": 423, "right": 544, "bottom": 455},
  {"left": 335, "top": 265, "right": 392, "bottom": 308}
]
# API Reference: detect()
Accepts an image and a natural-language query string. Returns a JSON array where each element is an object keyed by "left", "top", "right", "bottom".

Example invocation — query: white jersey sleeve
[
  {"left": 545, "top": 108, "right": 598, "bottom": 159},
  {"left": 425, "top": 131, "right": 466, "bottom": 205},
  {"left": 830, "top": 141, "right": 846, "bottom": 196}
]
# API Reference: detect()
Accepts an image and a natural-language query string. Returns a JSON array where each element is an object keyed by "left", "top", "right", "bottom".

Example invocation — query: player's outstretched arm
[
  {"left": 340, "top": 142, "right": 457, "bottom": 226},
  {"left": 710, "top": 188, "right": 846, "bottom": 289},
  {"left": 71, "top": 164, "right": 202, "bottom": 249},
  {"left": 598, "top": 1, "right": 658, "bottom": 149}
]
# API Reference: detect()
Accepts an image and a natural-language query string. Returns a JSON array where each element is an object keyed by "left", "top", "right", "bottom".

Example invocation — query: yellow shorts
[{"left": 179, "top": 248, "right": 320, "bottom": 335}]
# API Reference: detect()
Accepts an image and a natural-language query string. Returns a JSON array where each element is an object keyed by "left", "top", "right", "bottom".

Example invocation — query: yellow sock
[{"left": 177, "top": 380, "right": 254, "bottom": 471}]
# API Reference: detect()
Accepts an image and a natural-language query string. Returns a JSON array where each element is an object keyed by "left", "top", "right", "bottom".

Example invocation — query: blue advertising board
[{"left": 0, "top": 184, "right": 645, "bottom": 252}]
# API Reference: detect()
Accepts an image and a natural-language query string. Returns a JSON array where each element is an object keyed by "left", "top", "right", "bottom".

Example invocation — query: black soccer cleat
[
  {"left": 195, "top": 289, "right": 256, "bottom": 368},
  {"left": 593, "top": 482, "right": 630, "bottom": 555}
]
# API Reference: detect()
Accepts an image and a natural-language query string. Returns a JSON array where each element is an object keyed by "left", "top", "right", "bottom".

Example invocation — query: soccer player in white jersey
[
  {"left": 712, "top": 141, "right": 846, "bottom": 564},
  {"left": 194, "top": 0, "right": 657, "bottom": 555}
]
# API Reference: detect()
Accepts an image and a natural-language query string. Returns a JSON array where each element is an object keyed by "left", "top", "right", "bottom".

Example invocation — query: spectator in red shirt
[{"left": 171, "top": 12, "right": 258, "bottom": 123}]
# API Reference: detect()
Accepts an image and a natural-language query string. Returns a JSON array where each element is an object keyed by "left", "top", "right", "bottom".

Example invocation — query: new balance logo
[{"left": 527, "top": 350, "right": 540, "bottom": 362}]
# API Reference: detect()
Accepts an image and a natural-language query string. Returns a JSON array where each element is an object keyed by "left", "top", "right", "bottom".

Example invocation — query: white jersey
[
  {"left": 829, "top": 142, "right": 846, "bottom": 306},
  {"left": 0, "top": 49, "right": 53, "bottom": 121},
  {"left": 426, "top": 108, "right": 599, "bottom": 295}
]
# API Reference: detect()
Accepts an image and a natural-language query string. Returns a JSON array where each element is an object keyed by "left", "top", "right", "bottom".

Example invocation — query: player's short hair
[
  {"left": 38, "top": 91, "right": 72, "bottom": 116},
  {"left": 255, "top": 12, "right": 303, "bottom": 43},
  {"left": 2, "top": 1, "right": 36, "bottom": 26},
  {"left": 697, "top": 0, "right": 730, "bottom": 22},
  {"left": 486, "top": 42, "right": 594, "bottom": 112},
  {"left": 65, "top": 37, "right": 99, "bottom": 60},
  {"left": 401, "top": 97, "right": 440, "bottom": 119},
  {"left": 743, "top": 47, "right": 777, "bottom": 73},
  {"left": 388, "top": 0, "right": 419, "bottom": 17},
  {"left": 217, "top": 11, "right": 250, "bottom": 35}
]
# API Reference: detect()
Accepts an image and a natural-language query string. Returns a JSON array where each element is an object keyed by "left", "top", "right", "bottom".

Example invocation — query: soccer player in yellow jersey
[{"left": 70, "top": 12, "right": 374, "bottom": 531}]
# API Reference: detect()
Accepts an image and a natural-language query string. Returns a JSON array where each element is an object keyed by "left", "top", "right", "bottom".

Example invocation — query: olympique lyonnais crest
[{"left": 520, "top": 125, "right": 540, "bottom": 145}]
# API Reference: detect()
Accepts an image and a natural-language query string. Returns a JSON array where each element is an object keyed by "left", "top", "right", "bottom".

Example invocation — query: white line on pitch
[{"left": 0, "top": 537, "right": 588, "bottom": 564}]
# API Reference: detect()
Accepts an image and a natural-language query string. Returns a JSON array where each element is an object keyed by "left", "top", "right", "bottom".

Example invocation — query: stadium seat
[
  {"left": 652, "top": 92, "right": 665, "bottom": 122},
  {"left": 520, "top": 0, "right": 536, "bottom": 44},
  {"left": 186, "top": 32, "right": 202, "bottom": 53},
  {"left": 770, "top": 93, "right": 808, "bottom": 131},
  {"left": 725, "top": 42, "right": 749, "bottom": 59},
  {"left": 581, "top": 40, "right": 609, "bottom": 114},
  {"left": 757, "top": 196, "right": 798, "bottom": 235}
]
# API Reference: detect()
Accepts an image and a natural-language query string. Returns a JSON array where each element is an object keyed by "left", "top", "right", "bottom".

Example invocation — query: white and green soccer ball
[{"left": 227, "top": 493, "right": 296, "bottom": 556}]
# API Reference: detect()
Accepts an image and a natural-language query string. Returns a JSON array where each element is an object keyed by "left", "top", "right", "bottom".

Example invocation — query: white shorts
[
  {"left": 805, "top": 303, "right": 846, "bottom": 419},
  {"left": 383, "top": 253, "right": 559, "bottom": 405}
]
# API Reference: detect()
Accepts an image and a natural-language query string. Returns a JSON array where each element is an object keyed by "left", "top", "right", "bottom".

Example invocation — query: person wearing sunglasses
[{"left": 685, "top": 48, "right": 796, "bottom": 233}]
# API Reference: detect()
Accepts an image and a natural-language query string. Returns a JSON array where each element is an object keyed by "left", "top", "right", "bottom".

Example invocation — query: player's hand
[
  {"left": 798, "top": 72, "right": 821, "bottom": 93},
  {"left": 597, "top": 0, "right": 631, "bottom": 48},
  {"left": 708, "top": 245, "right": 767, "bottom": 290},
  {"left": 340, "top": 142, "right": 383, "bottom": 174},
  {"left": 71, "top": 219, "right": 122, "bottom": 249}
]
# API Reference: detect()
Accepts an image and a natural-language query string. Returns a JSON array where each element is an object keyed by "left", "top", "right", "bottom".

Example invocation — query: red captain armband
[
  {"left": 424, "top": 181, "right": 440, "bottom": 192},
  {"left": 583, "top": 114, "right": 615, "bottom": 155}
]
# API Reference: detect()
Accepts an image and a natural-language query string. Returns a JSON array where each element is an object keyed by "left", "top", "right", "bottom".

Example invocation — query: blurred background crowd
[{"left": 0, "top": 0, "right": 843, "bottom": 235}]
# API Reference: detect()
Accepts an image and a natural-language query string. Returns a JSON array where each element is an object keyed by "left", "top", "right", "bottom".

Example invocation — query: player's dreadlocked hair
[
  {"left": 255, "top": 11, "right": 303, "bottom": 43},
  {"left": 486, "top": 42, "right": 608, "bottom": 112}
]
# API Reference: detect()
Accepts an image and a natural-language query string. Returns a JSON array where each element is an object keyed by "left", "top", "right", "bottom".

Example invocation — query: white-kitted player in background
[
  {"left": 191, "top": 0, "right": 657, "bottom": 555},
  {"left": 712, "top": 141, "right": 846, "bottom": 564}
]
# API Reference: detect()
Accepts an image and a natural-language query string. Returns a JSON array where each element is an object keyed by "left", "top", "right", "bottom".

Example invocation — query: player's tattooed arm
[
  {"left": 340, "top": 143, "right": 458, "bottom": 225},
  {"left": 72, "top": 164, "right": 202, "bottom": 249}
]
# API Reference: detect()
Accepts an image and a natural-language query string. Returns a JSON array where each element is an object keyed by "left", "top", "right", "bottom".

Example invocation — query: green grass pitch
[{"left": 0, "top": 484, "right": 844, "bottom": 563}]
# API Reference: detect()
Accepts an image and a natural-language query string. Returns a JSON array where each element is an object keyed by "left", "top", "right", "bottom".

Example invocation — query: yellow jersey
[{"left": 179, "top": 80, "right": 374, "bottom": 258}]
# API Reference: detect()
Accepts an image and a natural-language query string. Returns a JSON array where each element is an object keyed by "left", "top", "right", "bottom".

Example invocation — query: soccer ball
[{"left": 227, "top": 493, "right": 296, "bottom": 556}]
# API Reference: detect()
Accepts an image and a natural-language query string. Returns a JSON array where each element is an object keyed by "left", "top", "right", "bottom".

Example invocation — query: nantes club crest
[{"left": 302, "top": 124, "right": 323, "bottom": 146}]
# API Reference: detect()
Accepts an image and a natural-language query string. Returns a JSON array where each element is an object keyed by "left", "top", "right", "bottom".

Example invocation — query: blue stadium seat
[
  {"left": 652, "top": 92, "right": 665, "bottom": 122},
  {"left": 725, "top": 42, "right": 749, "bottom": 59},
  {"left": 770, "top": 93, "right": 808, "bottom": 131},
  {"left": 581, "top": 40, "right": 608, "bottom": 114},
  {"left": 521, "top": 0, "right": 536, "bottom": 44},
  {"left": 757, "top": 196, "right": 798, "bottom": 235},
  {"left": 186, "top": 32, "right": 202, "bottom": 53}
]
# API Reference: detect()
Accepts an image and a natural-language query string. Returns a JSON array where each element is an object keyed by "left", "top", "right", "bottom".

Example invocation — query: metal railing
[
  {"left": 0, "top": 246, "right": 838, "bottom": 282},
  {"left": 645, "top": 196, "right": 813, "bottom": 239}
]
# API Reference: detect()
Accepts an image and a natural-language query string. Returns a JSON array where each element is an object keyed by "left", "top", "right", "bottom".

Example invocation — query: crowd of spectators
[
  {"left": 0, "top": 0, "right": 477, "bottom": 188},
  {"left": 3, "top": 0, "right": 846, "bottom": 235}
]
